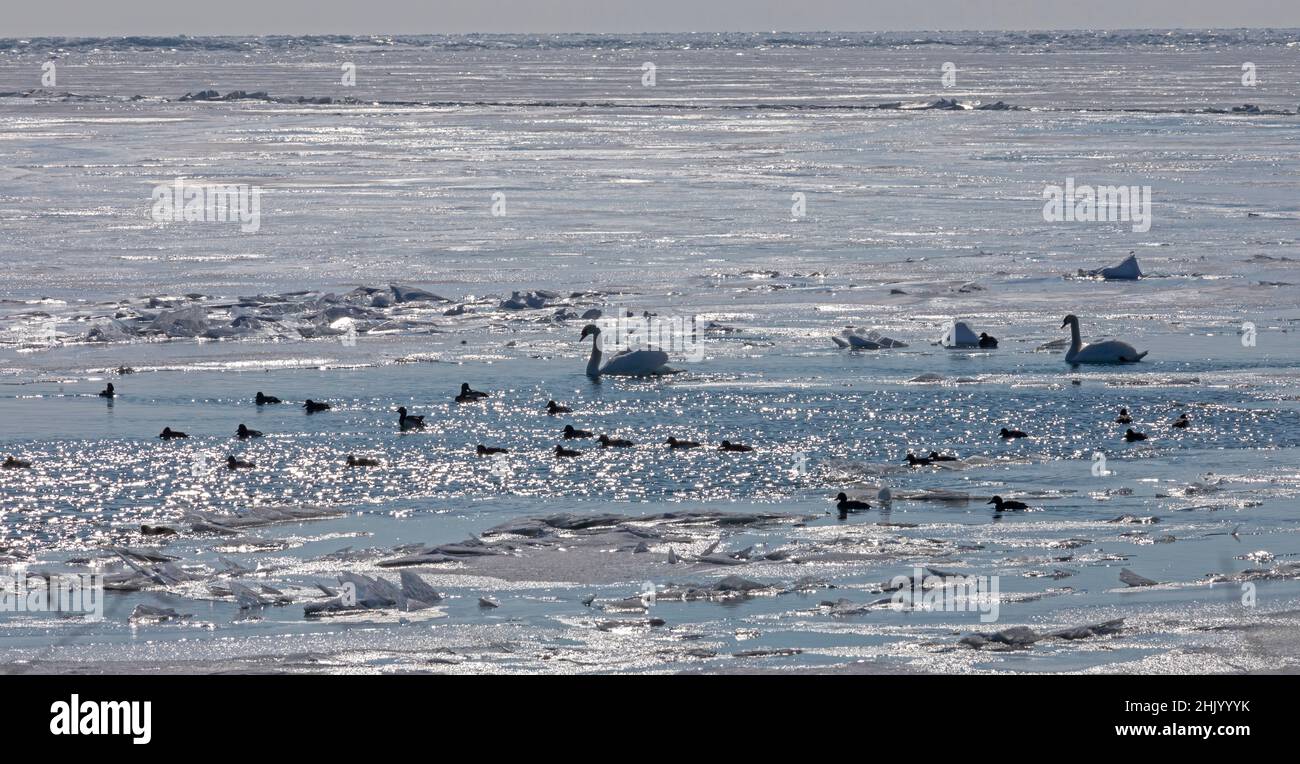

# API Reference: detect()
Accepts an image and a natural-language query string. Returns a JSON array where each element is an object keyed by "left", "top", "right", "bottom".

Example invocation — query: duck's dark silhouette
[
  {"left": 159, "top": 427, "right": 188, "bottom": 440},
  {"left": 554, "top": 444, "right": 581, "bottom": 458},
  {"left": 546, "top": 400, "right": 572, "bottom": 415},
  {"left": 1000, "top": 427, "right": 1028, "bottom": 439},
  {"left": 255, "top": 392, "right": 282, "bottom": 405},
  {"left": 98, "top": 383, "right": 115, "bottom": 398},
  {"left": 563, "top": 425, "right": 593, "bottom": 439},
  {"left": 1171, "top": 413, "right": 1190, "bottom": 429},
  {"left": 455, "top": 383, "right": 489, "bottom": 403},
  {"left": 476, "top": 444, "right": 509, "bottom": 456},
  {"left": 2, "top": 456, "right": 32, "bottom": 469},
  {"left": 140, "top": 525, "right": 176, "bottom": 536},
  {"left": 835, "top": 492, "right": 871, "bottom": 511},
  {"left": 346, "top": 455, "right": 380, "bottom": 467},
  {"left": 227, "top": 455, "right": 255, "bottom": 470},
  {"left": 906, "top": 453, "right": 933, "bottom": 467},
  {"left": 397, "top": 406, "right": 426, "bottom": 431},
  {"left": 719, "top": 440, "right": 754, "bottom": 452},
  {"left": 1124, "top": 428, "right": 1149, "bottom": 442},
  {"left": 834, "top": 492, "right": 871, "bottom": 518},
  {"left": 303, "top": 399, "right": 331, "bottom": 413},
  {"left": 978, "top": 332, "right": 998, "bottom": 349},
  {"left": 1115, "top": 408, "right": 1132, "bottom": 424},
  {"left": 928, "top": 451, "right": 958, "bottom": 461},
  {"left": 598, "top": 434, "right": 634, "bottom": 448},
  {"left": 236, "top": 424, "right": 263, "bottom": 439},
  {"left": 666, "top": 437, "right": 702, "bottom": 449},
  {"left": 987, "top": 495, "right": 1029, "bottom": 511}
]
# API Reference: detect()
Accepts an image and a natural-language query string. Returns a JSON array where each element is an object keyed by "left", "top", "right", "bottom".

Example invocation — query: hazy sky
[{"left": 5, "top": 0, "right": 1300, "bottom": 37}]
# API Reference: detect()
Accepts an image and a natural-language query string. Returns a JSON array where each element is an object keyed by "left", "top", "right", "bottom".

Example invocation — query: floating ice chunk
[
  {"left": 1089, "top": 253, "right": 1142, "bottom": 280},
  {"left": 832, "top": 327, "right": 907, "bottom": 350},
  {"left": 940, "top": 321, "right": 980, "bottom": 348},
  {"left": 85, "top": 319, "right": 136, "bottom": 342},
  {"left": 148, "top": 306, "right": 209, "bottom": 337},
  {"left": 499, "top": 290, "right": 557, "bottom": 310},
  {"left": 389, "top": 284, "right": 448, "bottom": 303}
]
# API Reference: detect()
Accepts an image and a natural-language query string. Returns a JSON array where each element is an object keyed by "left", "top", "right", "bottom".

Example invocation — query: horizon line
[{"left": 4, "top": 26, "right": 1298, "bottom": 40}]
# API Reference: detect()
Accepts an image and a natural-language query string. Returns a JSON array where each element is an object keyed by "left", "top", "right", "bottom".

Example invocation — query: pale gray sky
[{"left": 5, "top": 0, "right": 1299, "bottom": 37}]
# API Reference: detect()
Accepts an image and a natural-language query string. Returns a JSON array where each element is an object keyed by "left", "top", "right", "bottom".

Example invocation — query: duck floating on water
[
  {"left": 476, "top": 444, "right": 509, "bottom": 456},
  {"left": 905, "top": 453, "right": 933, "bottom": 467},
  {"left": 236, "top": 424, "right": 263, "bottom": 440},
  {"left": 255, "top": 392, "right": 282, "bottom": 405},
  {"left": 719, "top": 440, "right": 754, "bottom": 452},
  {"left": 834, "top": 492, "right": 871, "bottom": 517},
  {"left": 563, "top": 425, "right": 593, "bottom": 439},
  {"left": 159, "top": 427, "right": 188, "bottom": 440},
  {"left": 546, "top": 400, "right": 572, "bottom": 415},
  {"left": 598, "top": 434, "right": 634, "bottom": 448},
  {"left": 346, "top": 455, "right": 380, "bottom": 467},
  {"left": 303, "top": 400, "right": 331, "bottom": 413},
  {"left": 1000, "top": 427, "right": 1028, "bottom": 439},
  {"left": 1124, "top": 428, "right": 1149, "bottom": 442},
  {"left": 554, "top": 444, "right": 581, "bottom": 458},
  {"left": 978, "top": 332, "right": 998, "bottom": 349},
  {"left": 1171, "top": 413, "right": 1190, "bottom": 429},
  {"left": 2, "top": 456, "right": 32, "bottom": 469},
  {"left": 227, "top": 455, "right": 255, "bottom": 470},
  {"left": 397, "top": 406, "right": 426, "bottom": 431},
  {"left": 455, "top": 383, "right": 489, "bottom": 403},
  {"left": 1116, "top": 408, "right": 1132, "bottom": 424},
  {"left": 987, "top": 495, "right": 1029, "bottom": 511},
  {"left": 666, "top": 437, "right": 701, "bottom": 449},
  {"left": 928, "top": 451, "right": 958, "bottom": 461},
  {"left": 98, "top": 383, "right": 115, "bottom": 398}
]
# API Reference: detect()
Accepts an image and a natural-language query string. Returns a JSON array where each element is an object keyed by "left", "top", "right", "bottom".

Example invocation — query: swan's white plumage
[
  {"left": 599, "top": 348, "right": 672, "bottom": 376},
  {"left": 581, "top": 324, "right": 679, "bottom": 377},
  {"left": 1062, "top": 315, "right": 1148, "bottom": 364}
]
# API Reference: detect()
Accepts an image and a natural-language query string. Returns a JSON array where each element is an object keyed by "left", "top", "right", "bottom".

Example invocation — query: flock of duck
[
  {"left": 0, "top": 317, "right": 1174, "bottom": 520},
  {"left": 874, "top": 405, "right": 1192, "bottom": 519},
  {"left": 3, "top": 377, "right": 760, "bottom": 479}
]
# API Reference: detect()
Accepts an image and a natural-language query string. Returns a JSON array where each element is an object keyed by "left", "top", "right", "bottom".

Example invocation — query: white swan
[
  {"left": 1062, "top": 315, "right": 1148, "bottom": 365},
  {"left": 580, "top": 324, "right": 680, "bottom": 378}
]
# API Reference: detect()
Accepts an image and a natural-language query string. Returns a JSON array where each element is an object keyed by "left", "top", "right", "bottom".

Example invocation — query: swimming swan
[
  {"left": 1061, "top": 315, "right": 1147, "bottom": 365},
  {"left": 580, "top": 324, "right": 679, "bottom": 378}
]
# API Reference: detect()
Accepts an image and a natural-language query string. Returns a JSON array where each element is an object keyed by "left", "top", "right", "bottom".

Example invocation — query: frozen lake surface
[{"left": 1, "top": 31, "right": 1299, "bottom": 673}]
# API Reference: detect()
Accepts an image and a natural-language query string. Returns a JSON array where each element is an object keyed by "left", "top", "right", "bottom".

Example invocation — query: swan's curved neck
[
  {"left": 1067, "top": 319, "right": 1082, "bottom": 355},
  {"left": 586, "top": 334, "right": 602, "bottom": 376}
]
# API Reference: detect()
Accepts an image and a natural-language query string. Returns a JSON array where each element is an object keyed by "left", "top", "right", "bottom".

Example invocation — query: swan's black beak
[
  {"left": 985, "top": 498, "right": 996, "bottom": 504},
  {"left": 1060, "top": 319, "right": 1068, "bottom": 328}
]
